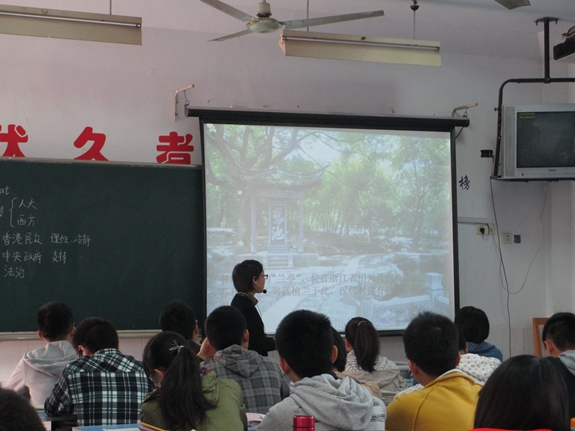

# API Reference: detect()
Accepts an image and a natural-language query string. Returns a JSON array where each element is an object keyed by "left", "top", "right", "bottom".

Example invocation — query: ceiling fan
[
  {"left": 199, "top": 0, "right": 384, "bottom": 41},
  {"left": 493, "top": 0, "right": 530, "bottom": 9}
]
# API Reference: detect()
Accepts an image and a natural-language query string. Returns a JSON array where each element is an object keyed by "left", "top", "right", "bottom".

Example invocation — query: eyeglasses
[{"left": 262, "top": 274, "right": 269, "bottom": 280}]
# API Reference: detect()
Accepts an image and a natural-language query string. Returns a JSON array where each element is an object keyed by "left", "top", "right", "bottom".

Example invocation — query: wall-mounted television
[{"left": 500, "top": 104, "right": 575, "bottom": 180}]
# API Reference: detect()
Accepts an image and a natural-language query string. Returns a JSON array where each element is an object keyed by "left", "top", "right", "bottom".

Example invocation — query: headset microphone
[{"left": 263, "top": 289, "right": 267, "bottom": 294}]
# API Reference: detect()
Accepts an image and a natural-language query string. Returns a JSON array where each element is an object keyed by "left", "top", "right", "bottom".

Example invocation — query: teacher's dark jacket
[{"left": 231, "top": 293, "right": 275, "bottom": 356}]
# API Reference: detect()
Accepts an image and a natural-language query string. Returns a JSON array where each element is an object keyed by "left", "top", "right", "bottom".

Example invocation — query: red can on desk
[{"left": 293, "top": 415, "right": 315, "bottom": 430}]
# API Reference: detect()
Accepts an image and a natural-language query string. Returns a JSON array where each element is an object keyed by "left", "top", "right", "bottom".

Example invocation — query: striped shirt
[{"left": 44, "top": 348, "right": 154, "bottom": 426}]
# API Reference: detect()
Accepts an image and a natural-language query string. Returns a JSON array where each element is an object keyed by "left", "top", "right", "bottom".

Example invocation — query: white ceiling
[{"left": 6, "top": 0, "right": 575, "bottom": 61}]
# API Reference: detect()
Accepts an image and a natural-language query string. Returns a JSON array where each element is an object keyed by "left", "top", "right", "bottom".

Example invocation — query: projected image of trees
[{"left": 204, "top": 123, "right": 454, "bottom": 331}]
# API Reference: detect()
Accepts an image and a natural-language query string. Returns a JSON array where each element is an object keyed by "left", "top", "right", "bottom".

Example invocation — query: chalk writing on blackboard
[{"left": 1, "top": 186, "right": 93, "bottom": 279}]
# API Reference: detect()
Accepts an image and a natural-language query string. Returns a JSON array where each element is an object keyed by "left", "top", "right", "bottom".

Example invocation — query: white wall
[{"left": 1, "top": 18, "right": 574, "bottom": 381}]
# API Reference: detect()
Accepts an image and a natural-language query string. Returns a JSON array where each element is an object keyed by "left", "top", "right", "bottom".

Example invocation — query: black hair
[
  {"left": 332, "top": 327, "right": 346, "bottom": 372},
  {"left": 457, "top": 325, "right": 467, "bottom": 352},
  {"left": 474, "top": 355, "right": 569, "bottom": 431},
  {"left": 205, "top": 306, "right": 247, "bottom": 351},
  {"left": 276, "top": 310, "right": 333, "bottom": 379},
  {"left": 72, "top": 317, "right": 118, "bottom": 353},
  {"left": 159, "top": 300, "right": 197, "bottom": 341},
  {"left": 403, "top": 312, "right": 459, "bottom": 377},
  {"left": 37, "top": 301, "right": 74, "bottom": 342},
  {"left": 232, "top": 260, "right": 263, "bottom": 293},
  {"left": 344, "top": 317, "right": 379, "bottom": 372},
  {"left": 454, "top": 306, "right": 490, "bottom": 344},
  {"left": 143, "top": 331, "right": 214, "bottom": 430},
  {"left": 542, "top": 312, "right": 575, "bottom": 351},
  {"left": 0, "top": 388, "right": 46, "bottom": 431}
]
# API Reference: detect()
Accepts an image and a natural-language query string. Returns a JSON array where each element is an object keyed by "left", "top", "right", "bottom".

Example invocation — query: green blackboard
[{"left": 0, "top": 158, "right": 204, "bottom": 334}]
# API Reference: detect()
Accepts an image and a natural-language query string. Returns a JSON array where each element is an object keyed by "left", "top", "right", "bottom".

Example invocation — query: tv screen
[
  {"left": 198, "top": 110, "right": 459, "bottom": 333},
  {"left": 501, "top": 104, "right": 575, "bottom": 180},
  {"left": 516, "top": 111, "right": 575, "bottom": 168}
]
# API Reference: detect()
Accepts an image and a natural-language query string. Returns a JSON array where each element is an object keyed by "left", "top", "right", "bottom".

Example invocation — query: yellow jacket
[{"left": 386, "top": 370, "right": 482, "bottom": 431}]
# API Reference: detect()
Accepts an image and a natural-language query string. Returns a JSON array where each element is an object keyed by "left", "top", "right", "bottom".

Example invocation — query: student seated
[
  {"left": 541, "top": 311, "right": 575, "bottom": 418},
  {"left": 230, "top": 260, "right": 275, "bottom": 356},
  {"left": 455, "top": 306, "right": 503, "bottom": 361},
  {"left": 331, "top": 327, "right": 382, "bottom": 400},
  {"left": 473, "top": 355, "right": 569, "bottom": 431},
  {"left": 159, "top": 299, "right": 201, "bottom": 353},
  {"left": 456, "top": 326, "right": 500, "bottom": 384},
  {"left": 257, "top": 310, "right": 386, "bottom": 431},
  {"left": 140, "top": 331, "right": 247, "bottom": 431},
  {"left": 342, "top": 317, "right": 405, "bottom": 391},
  {"left": 44, "top": 317, "right": 154, "bottom": 426},
  {"left": 5, "top": 301, "right": 77, "bottom": 406},
  {"left": 0, "top": 388, "right": 46, "bottom": 431},
  {"left": 386, "top": 311, "right": 482, "bottom": 431},
  {"left": 200, "top": 306, "right": 289, "bottom": 414}
]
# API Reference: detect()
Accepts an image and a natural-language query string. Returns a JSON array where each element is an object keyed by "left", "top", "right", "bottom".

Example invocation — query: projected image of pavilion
[
  {"left": 228, "top": 163, "right": 325, "bottom": 268},
  {"left": 204, "top": 123, "right": 455, "bottom": 332}
]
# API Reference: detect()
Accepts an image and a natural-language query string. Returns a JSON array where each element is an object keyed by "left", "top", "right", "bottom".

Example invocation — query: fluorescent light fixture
[
  {"left": 279, "top": 30, "right": 441, "bottom": 66},
  {"left": 493, "top": 0, "right": 530, "bottom": 10},
  {"left": 0, "top": 4, "right": 142, "bottom": 45}
]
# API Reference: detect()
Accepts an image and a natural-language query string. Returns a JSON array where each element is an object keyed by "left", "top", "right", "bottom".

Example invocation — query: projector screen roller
[{"left": 201, "top": 112, "right": 458, "bottom": 333}]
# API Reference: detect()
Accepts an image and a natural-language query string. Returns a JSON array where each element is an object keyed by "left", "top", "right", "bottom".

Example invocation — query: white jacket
[
  {"left": 258, "top": 374, "right": 386, "bottom": 431},
  {"left": 5, "top": 340, "right": 77, "bottom": 405},
  {"left": 343, "top": 351, "right": 406, "bottom": 391}
]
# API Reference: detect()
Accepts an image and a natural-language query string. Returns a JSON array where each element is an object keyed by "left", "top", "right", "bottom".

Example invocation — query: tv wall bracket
[{"left": 492, "top": 17, "right": 575, "bottom": 179}]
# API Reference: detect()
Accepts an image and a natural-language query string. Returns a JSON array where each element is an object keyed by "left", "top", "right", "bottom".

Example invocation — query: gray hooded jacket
[
  {"left": 257, "top": 374, "right": 386, "bottom": 431},
  {"left": 5, "top": 340, "right": 77, "bottom": 406},
  {"left": 559, "top": 350, "right": 575, "bottom": 376},
  {"left": 202, "top": 344, "right": 289, "bottom": 414}
]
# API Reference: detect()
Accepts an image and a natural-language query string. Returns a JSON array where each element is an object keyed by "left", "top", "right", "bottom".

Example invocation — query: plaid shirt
[
  {"left": 202, "top": 344, "right": 290, "bottom": 414},
  {"left": 44, "top": 348, "right": 154, "bottom": 426}
]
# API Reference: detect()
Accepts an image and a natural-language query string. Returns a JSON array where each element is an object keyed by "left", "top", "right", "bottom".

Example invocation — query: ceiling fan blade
[
  {"left": 209, "top": 28, "right": 253, "bottom": 41},
  {"left": 493, "top": 0, "right": 530, "bottom": 9},
  {"left": 199, "top": 0, "right": 254, "bottom": 22},
  {"left": 283, "top": 10, "right": 384, "bottom": 30}
]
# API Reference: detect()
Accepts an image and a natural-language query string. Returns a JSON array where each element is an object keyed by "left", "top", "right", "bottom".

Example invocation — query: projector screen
[{"left": 198, "top": 110, "right": 459, "bottom": 333}]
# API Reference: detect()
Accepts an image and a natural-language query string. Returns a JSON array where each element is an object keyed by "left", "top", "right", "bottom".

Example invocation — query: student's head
[
  {"left": 159, "top": 300, "right": 198, "bottom": 341},
  {"left": 232, "top": 260, "right": 264, "bottom": 294},
  {"left": 474, "top": 355, "right": 569, "bottom": 431},
  {"left": 454, "top": 306, "right": 490, "bottom": 344},
  {"left": 72, "top": 317, "right": 118, "bottom": 356},
  {"left": 276, "top": 310, "right": 334, "bottom": 380},
  {"left": 332, "top": 327, "right": 346, "bottom": 372},
  {"left": 37, "top": 301, "right": 74, "bottom": 342},
  {"left": 542, "top": 312, "right": 575, "bottom": 356},
  {"left": 142, "top": 331, "right": 213, "bottom": 430},
  {"left": 204, "top": 306, "right": 247, "bottom": 351},
  {"left": 0, "top": 388, "right": 46, "bottom": 431},
  {"left": 403, "top": 312, "right": 459, "bottom": 379},
  {"left": 143, "top": 331, "right": 198, "bottom": 381},
  {"left": 344, "top": 317, "right": 380, "bottom": 373}
]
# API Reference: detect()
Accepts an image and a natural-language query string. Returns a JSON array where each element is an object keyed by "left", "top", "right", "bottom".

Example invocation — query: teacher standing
[{"left": 230, "top": 260, "right": 275, "bottom": 356}]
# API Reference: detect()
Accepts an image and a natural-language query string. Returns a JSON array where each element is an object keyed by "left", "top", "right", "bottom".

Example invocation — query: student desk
[
  {"left": 72, "top": 425, "right": 139, "bottom": 431},
  {"left": 72, "top": 425, "right": 258, "bottom": 431}
]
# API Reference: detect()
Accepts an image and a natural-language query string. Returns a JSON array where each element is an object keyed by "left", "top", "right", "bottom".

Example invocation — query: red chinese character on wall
[
  {"left": 74, "top": 127, "right": 108, "bottom": 161},
  {"left": 157, "top": 132, "right": 194, "bottom": 164},
  {"left": 0, "top": 125, "right": 28, "bottom": 157}
]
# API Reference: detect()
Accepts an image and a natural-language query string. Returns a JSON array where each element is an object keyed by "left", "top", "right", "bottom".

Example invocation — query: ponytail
[
  {"left": 143, "top": 332, "right": 214, "bottom": 430},
  {"left": 345, "top": 317, "right": 379, "bottom": 372}
]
